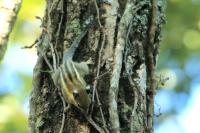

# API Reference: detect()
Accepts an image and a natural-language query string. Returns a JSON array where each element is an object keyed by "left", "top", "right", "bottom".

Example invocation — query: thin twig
[
  {"left": 59, "top": 92, "right": 66, "bottom": 133},
  {"left": 93, "top": 0, "right": 102, "bottom": 27},
  {"left": 49, "top": 42, "right": 57, "bottom": 70},
  {"left": 128, "top": 75, "right": 138, "bottom": 132},
  {"left": 95, "top": 87, "right": 107, "bottom": 132},
  {"left": 154, "top": 101, "right": 162, "bottom": 117},
  {"left": 22, "top": 34, "right": 43, "bottom": 49},
  {"left": 92, "top": 33, "right": 105, "bottom": 102},
  {"left": 85, "top": 115, "right": 105, "bottom": 133},
  {"left": 92, "top": 33, "right": 108, "bottom": 132},
  {"left": 35, "top": 16, "right": 43, "bottom": 25},
  {"left": 49, "top": 0, "right": 63, "bottom": 70},
  {"left": 55, "top": 48, "right": 60, "bottom": 68},
  {"left": 39, "top": 70, "right": 54, "bottom": 73},
  {"left": 94, "top": 69, "right": 111, "bottom": 80},
  {"left": 55, "top": 0, "right": 64, "bottom": 49},
  {"left": 50, "top": 0, "right": 61, "bottom": 13},
  {"left": 37, "top": 46, "right": 53, "bottom": 71},
  {"left": 21, "top": 41, "right": 37, "bottom": 49}
]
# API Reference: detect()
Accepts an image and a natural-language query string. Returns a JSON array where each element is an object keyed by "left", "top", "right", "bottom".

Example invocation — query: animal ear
[{"left": 74, "top": 62, "right": 89, "bottom": 77}]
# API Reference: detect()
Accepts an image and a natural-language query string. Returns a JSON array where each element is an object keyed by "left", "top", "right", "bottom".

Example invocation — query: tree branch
[
  {"left": 146, "top": 0, "right": 157, "bottom": 133},
  {"left": 0, "top": 0, "right": 22, "bottom": 61},
  {"left": 109, "top": 1, "right": 138, "bottom": 132}
]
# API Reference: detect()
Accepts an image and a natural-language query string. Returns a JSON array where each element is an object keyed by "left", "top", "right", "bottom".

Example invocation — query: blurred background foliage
[
  {"left": 155, "top": 0, "right": 200, "bottom": 132},
  {"left": 0, "top": 0, "right": 44, "bottom": 132},
  {"left": 0, "top": 0, "right": 199, "bottom": 132}
]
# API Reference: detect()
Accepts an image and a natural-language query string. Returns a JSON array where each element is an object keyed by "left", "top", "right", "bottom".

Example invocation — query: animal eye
[
  {"left": 77, "top": 103, "right": 81, "bottom": 108},
  {"left": 73, "top": 90, "right": 80, "bottom": 99},
  {"left": 86, "top": 85, "right": 91, "bottom": 93}
]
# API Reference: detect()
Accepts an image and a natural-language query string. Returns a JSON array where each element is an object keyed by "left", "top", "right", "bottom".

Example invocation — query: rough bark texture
[{"left": 29, "top": 0, "right": 165, "bottom": 133}]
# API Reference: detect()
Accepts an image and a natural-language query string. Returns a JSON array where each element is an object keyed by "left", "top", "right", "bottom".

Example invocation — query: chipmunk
[
  {"left": 38, "top": 29, "right": 105, "bottom": 133},
  {"left": 52, "top": 30, "right": 91, "bottom": 113}
]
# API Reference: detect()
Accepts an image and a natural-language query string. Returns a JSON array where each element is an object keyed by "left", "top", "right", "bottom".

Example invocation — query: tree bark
[{"left": 29, "top": 0, "right": 165, "bottom": 133}]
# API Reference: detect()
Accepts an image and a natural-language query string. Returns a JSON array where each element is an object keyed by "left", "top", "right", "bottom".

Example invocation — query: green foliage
[
  {"left": 156, "top": 0, "right": 200, "bottom": 130},
  {"left": 158, "top": 0, "right": 200, "bottom": 89},
  {"left": 0, "top": 95, "right": 28, "bottom": 133},
  {"left": 9, "top": 0, "right": 45, "bottom": 45},
  {"left": 160, "top": 0, "right": 200, "bottom": 63}
]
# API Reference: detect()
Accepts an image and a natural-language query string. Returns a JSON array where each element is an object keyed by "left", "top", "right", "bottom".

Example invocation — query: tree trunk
[{"left": 29, "top": 0, "right": 165, "bottom": 133}]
